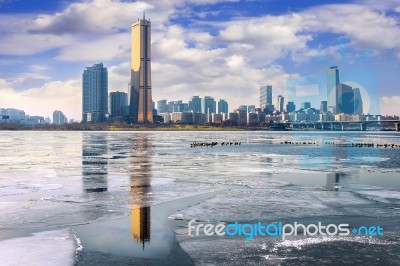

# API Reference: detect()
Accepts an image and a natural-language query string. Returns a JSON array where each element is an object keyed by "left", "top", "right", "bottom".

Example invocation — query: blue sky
[{"left": 0, "top": 0, "right": 400, "bottom": 120}]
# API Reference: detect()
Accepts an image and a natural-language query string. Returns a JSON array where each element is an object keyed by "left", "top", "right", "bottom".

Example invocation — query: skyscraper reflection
[
  {"left": 129, "top": 135, "right": 152, "bottom": 248},
  {"left": 326, "top": 173, "right": 349, "bottom": 191},
  {"left": 82, "top": 133, "right": 108, "bottom": 192}
]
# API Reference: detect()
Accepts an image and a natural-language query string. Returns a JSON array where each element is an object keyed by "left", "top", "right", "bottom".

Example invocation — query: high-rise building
[
  {"left": 167, "top": 100, "right": 186, "bottom": 112},
  {"left": 129, "top": 16, "right": 153, "bottom": 124},
  {"left": 337, "top": 83, "right": 354, "bottom": 114},
  {"left": 110, "top": 91, "right": 128, "bottom": 117},
  {"left": 53, "top": 110, "right": 68, "bottom": 125},
  {"left": 218, "top": 99, "right": 229, "bottom": 114},
  {"left": 202, "top": 96, "right": 216, "bottom": 114},
  {"left": 326, "top": 66, "right": 340, "bottom": 114},
  {"left": 247, "top": 105, "right": 255, "bottom": 113},
  {"left": 189, "top": 96, "right": 202, "bottom": 113},
  {"left": 157, "top": 100, "right": 167, "bottom": 113},
  {"left": 320, "top": 101, "right": 328, "bottom": 114},
  {"left": 276, "top": 95, "right": 284, "bottom": 112},
  {"left": 287, "top": 102, "right": 296, "bottom": 113},
  {"left": 82, "top": 63, "right": 108, "bottom": 123},
  {"left": 353, "top": 88, "right": 363, "bottom": 115},
  {"left": 260, "top": 85, "right": 272, "bottom": 109},
  {"left": 301, "top": 102, "right": 311, "bottom": 109}
]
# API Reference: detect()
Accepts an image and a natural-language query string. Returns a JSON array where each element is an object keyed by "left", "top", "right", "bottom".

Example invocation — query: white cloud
[
  {"left": 30, "top": 0, "right": 153, "bottom": 34},
  {"left": 55, "top": 33, "right": 130, "bottom": 61},
  {"left": 380, "top": 96, "right": 400, "bottom": 116},
  {"left": 0, "top": 34, "right": 74, "bottom": 56},
  {"left": 301, "top": 4, "right": 400, "bottom": 51},
  {"left": 0, "top": 79, "right": 81, "bottom": 120}
]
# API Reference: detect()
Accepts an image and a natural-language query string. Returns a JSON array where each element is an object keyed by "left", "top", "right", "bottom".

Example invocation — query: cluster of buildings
[{"left": 0, "top": 108, "right": 70, "bottom": 125}]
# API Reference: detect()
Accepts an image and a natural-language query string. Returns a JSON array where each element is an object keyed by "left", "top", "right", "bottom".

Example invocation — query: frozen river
[{"left": 0, "top": 131, "right": 399, "bottom": 265}]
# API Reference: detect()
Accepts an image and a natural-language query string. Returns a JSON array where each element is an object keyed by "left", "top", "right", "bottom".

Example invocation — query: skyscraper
[
  {"left": 337, "top": 83, "right": 354, "bottom": 114},
  {"left": 157, "top": 100, "right": 167, "bottom": 113},
  {"left": 301, "top": 102, "right": 311, "bottom": 109},
  {"left": 326, "top": 66, "right": 340, "bottom": 114},
  {"left": 218, "top": 99, "right": 228, "bottom": 114},
  {"left": 247, "top": 105, "right": 255, "bottom": 113},
  {"left": 286, "top": 102, "right": 296, "bottom": 113},
  {"left": 82, "top": 63, "right": 108, "bottom": 123},
  {"left": 130, "top": 16, "right": 153, "bottom": 124},
  {"left": 353, "top": 88, "right": 363, "bottom": 115},
  {"left": 53, "top": 110, "right": 67, "bottom": 125},
  {"left": 110, "top": 91, "right": 128, "bottom": 117},
  {"left": 202, "top": 96, "right": 216, "bottom": 114},
  {"left": 189, "top": 96, "right": 202, "bottom": 113},
  {"left": 260, "top": 85, "right": 272, "bottom": 109},
  {"left": 276, "top": 95, "right": 284, "bottom": 112},
  {"left": 320, "top": 101, "right": 328, "bottom": 114}
]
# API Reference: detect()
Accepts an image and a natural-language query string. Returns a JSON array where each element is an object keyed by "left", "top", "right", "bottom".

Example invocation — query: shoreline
[{"left": 0, "top": 124, "right": 398, "bottom": 132}]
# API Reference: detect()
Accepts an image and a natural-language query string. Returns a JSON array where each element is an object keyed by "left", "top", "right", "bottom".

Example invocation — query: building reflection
[
  {"left": 82, "top": 133, "right": 108, "bottom": 192},
  {"left": 326, "top": 173, "right": 349, "bottom": 191},
  {"left": 129, "top": 135, "right": 152, "bottom": 248}
]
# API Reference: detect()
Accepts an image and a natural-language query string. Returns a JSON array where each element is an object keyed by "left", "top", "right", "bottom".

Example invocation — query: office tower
[
  {"left": 53, "top": 110, "right": 67, "bottom": 125},
  {"left": 157, "top": 100, "right": 167, "bottom": 113},
  {"left": 247, "top": 105, "right": 256, "bottom": 113},
  {"left": 218, "top": 99, "right": 229, "bottom": 114},
  {"left": 337, "top": 83, "right": 354, "bottom": 114},
  {"left": 82, "top": 63, "right": 108, "bottom": 123},
  {"left": 320, "top": 101, "right": 328, "bottom": 114},
  {"left": 287, "top": 101, "right": 296, "bottom": 113},
  {"left": 202, "top": 96, "right": 216, "bottom": 114},
  {"left": 189, "top": 96, "right": 202, "bottom": 113},
  {"left": 276, "top": 95, "right": 284, "bottom": 112},
  {"left": 260, "top": 85, "right": 272, "bottom": 109},
  {"left": 353, "top": 88, "right": 363, "bottom": 115},
  {"left": 110, "top": 91, "right": 128, "bottom": 117},
  {"left": 167, "top": 100, "right": 186, "bottom": 112},
  {"left": 166, "top": 101, "right": 174, "bottom": 113},
  {"left": 238, "top": 105, "right": 248, "bottom": 112},
  {"left": 129, "top": 16, "right": 153, "bottom": 124},
  {"left": 326, "top": 66, "right": 340, "bottom": 114},
  {"left": 301, "top": 102, "right": 311, "bottom": 109}
]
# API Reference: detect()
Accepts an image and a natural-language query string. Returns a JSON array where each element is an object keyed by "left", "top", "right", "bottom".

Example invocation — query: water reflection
[
  {"left": 130, "top": 135, "right": 152, "bottom": 249},
  {"left": 326, "top": 173, "right": 349, "bottom": 191},
  {"left": 82, "top": 133, "right": 108, "bottom": 192}
]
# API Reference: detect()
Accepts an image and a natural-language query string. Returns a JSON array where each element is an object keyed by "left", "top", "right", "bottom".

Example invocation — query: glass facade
[
  {"left": 130, "top": 17, "right": 153, "bottom": 124},
  {"left": 326, "top": 66, "right": 340, "bottom": 114},
  {"left": 82, "top": 63, "right": 108, "bottom": 123},
  {"left": 260, "top": 85, "right": 272, "bottom": 109}
]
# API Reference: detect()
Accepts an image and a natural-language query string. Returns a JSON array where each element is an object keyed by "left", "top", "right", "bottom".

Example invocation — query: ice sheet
[{"left": 0, "top": 229, "right": 76, "bottom": 266}]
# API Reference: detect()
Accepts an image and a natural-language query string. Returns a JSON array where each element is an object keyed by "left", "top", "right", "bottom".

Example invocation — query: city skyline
[{"left": 1, "top": 0, "right": 400, "bottom": 120}]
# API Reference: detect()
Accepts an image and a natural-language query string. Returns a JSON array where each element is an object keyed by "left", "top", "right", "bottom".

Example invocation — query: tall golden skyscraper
[{"left": 130, "top": 15, "right": 153, "bottom": 124}]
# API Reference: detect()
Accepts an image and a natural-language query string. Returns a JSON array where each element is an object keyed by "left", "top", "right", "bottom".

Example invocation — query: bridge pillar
[
  {"left": 361, "top": 123, "right": 367, "bottom": 131},
  {"left": 396, "top": 123, "right": 400, "bottom": 132},
  {"left": 330, "top": 123, "right": 334, "bottom": 131},
  {"left": 341, "top": 124, "right": 344, "bottom": 131}
]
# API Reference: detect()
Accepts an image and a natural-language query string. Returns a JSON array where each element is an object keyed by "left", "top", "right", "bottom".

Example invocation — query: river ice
[{"left": 0, "top": 131, "right": 399, "bottom": 265}]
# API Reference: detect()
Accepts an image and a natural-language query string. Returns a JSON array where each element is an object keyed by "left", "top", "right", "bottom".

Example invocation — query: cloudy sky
[{"left": 0, "top": 0, "right": 400, "bottom": 120}]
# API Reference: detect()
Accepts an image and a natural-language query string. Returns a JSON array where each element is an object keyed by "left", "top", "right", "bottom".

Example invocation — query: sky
[{"left": 0, "top": 0, "right": 400, "bottom": 121}]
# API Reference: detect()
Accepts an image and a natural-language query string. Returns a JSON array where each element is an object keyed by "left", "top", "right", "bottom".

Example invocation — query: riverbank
[
  {"left": 0, "top": 123, "right": 246, "bottom": 131},
  {"left": 0, "top": 123, "right": 398, "bottom": 131}
]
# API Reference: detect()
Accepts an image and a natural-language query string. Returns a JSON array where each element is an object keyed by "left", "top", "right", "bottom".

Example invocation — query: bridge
[{"left": 276, "top": 120, "right": 400, "bottom": 131}]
